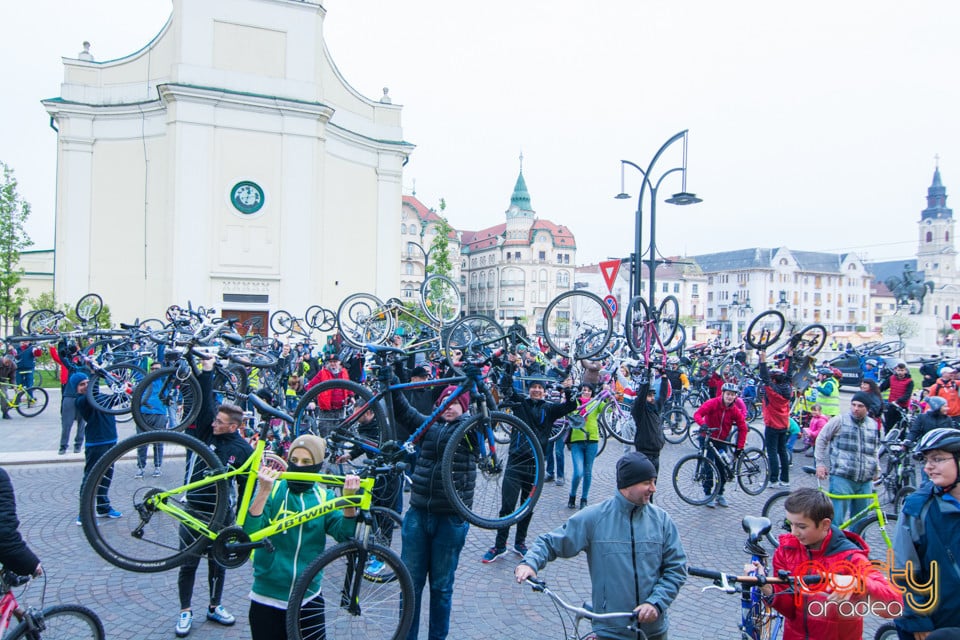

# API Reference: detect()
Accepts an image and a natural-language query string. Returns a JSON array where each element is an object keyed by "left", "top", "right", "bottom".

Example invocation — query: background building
[{"left": 400, "top": 195, "right": 461, "bottom": 300}]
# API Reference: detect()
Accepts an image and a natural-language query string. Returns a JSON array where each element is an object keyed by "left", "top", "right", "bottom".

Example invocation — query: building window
[
  {"left": 404, "top": 263, "right": 413, "bottom": 275},
  {"left": 557, "top": 271, "right": 570, "bottom": 287},
  {"left": 515, "top": 252, "right": 521, "bottom": 260},
  {"left": 401, "top": 223, "right": 407, "bottom": 234},
  {"left": 564, "top": 254, "right": 570, "bottom": 264},
  {"left": 403, "top": 286, "right": 415, "bottom": 298},
  {"left": 673, "top": 283, "right": 680, "bottom": 293},
  {"left": 692, "top": 284, "right": 699, "bottom": 295},
  {"left": 662, "top": 283, "right": 668, "bottom": 293},
  {"left": 927, "top": 231, "right": 933, "bottom": 243}
]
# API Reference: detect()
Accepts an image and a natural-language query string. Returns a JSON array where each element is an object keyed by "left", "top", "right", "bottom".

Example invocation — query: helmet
[
  {"left": 914, "top": 428, "right": 960, "bottom": 458},
  {"left": 667, "top": 356, "right": 680, "bottom": 365},
  {"left": 865, "top": 359, "right": 878, "bottom": 367},
  {"left": 894, "top": 359, "right": 908, "bottom": 369},
  {"left": 817, "top": 367, "right": 833, "bottom": 377},
  {"left": 721, "top": 382, "right": 740, "bottom": 395}
]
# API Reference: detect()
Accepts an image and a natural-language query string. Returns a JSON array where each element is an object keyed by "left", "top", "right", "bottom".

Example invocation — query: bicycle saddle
[{"left": 741, "top": 516, "right": 772, "bottom": 540}]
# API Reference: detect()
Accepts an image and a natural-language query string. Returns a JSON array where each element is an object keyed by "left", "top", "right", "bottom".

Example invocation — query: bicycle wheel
[
  {"left": 548, "top": 419, "right": 569, "bottom": 444},
  {"left": 850, "top": 512, "right": 897, "bottom": 565},
  {"left": 672, "top": 454, "right": 720, "bottom": 506},
  {"left": 262, "top": 452, "right": 288, "bottom": 472},
  {"left": 212, "top": 363, "right": 247, "bottom": 404},
  {"left": 760, "top": 490, "right": 791, "bottom": 548},
  {"left": 542, "top": 291, "right": 613, "bottom": 360},
  {"left": 75, "top": 293, "right": 104, "bottom": 323},
  {"left": 228, "top": 348, "right": 279, "bottom": 369},
  {"left": 292, "top": 379, "right": 391, "bottom": 443},
  {"left": 662, "top": 408, "right": 692, "bottom": 445},
  {"left": 270, "top": 309, "right": 295, "bottom": 335},
  {"left": 656, "top": 295, "right": 680, "bottom": 348},
  {"left": 443, "top": 314, "right": 507, "bottom": 373},
  {"left": 86, "top": 364, "right": 146, "bottom": 415},
  {"left": 80, "top": 431, "right": 229, "bottom": 572},
  {"left": 130, "top": 367, "right": 202, "bottom": 432},
  {"left": 365, "top": 506, "right": 404, "bottom": 583},
  {"left": 441, "top": 411, "right": 543, "bottom": 529},
  {"left": 285, "top": 540, "right": 414, "bottom": 640},
  {"left": 870, "top": 340, "right": 905, "bottom": 357},
  {"left": 794, "top": 324, "right": 827, "bottom": 357},
  {"left": 594, "top": 428, "right": 608, "bottom": 458},
  {"left": 139, "top": 317, "right": 165, "bottom": 332},
  {"left": 735, "top": 447, "right": 770, "bottom": 495},
  {"left": 624, "top": 295, "right": 650, "bottom": 358},
  {"left": 420, "top": 274, "right": 462, "bottom": 326},
  {"left": 27, "top": 309, "right": 59, "bottom": 334},
  {"left": 744, "top": 310, "right": 784, "bottom": 350},
  {"left": 893, "top": 486, "right": 915, "bottom": 513},
  {"left": 14, "top": 387, "right": 49, "bottom": 418},
  {"left": 337, "top": 293, "right": 390, "bottom": 348},
  {"left": 874, "top": 622, "right": 899, "bottom": 640},
  {"left": 599, "top": 399, "right": 635, "bottom": 444},
  {"left": 5, "top": 604, "right": 106, "bottom": 640}
]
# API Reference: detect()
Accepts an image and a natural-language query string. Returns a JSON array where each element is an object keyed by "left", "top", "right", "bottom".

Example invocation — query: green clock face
[{"left": 230, "top": 181, "right": 264, "bottom": 214}]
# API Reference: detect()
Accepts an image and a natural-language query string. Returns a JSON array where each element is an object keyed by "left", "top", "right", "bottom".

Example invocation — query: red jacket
[
  {"left": 770, "top": 526, "right": 901, "bottom": 640},
  {"left": 304, "top": 367, "right": 351, "bottom": 410},
  {"left": 693, "top": 397, "right": 747, "bottom": 449}
]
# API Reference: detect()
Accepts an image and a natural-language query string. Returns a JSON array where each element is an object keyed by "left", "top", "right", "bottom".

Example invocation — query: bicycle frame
[
  {"left": 817, "top": 487, "right": 893, "bottom": 548},
  {"left": 1, "top": 588, "right": 19, "bottom": 633}
]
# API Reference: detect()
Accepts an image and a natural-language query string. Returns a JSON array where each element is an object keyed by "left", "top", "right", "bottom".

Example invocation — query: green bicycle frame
[{"left": 817, "top": 487, "right": 893, "bottom": 548}]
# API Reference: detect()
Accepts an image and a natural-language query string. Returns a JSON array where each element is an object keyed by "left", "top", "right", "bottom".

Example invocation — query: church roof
[
  {"left": 921, "top": 164, "right": 953, "bottom": 220},
  {"left": 510, "top": 172, "right": 532, "bottom": 211}
]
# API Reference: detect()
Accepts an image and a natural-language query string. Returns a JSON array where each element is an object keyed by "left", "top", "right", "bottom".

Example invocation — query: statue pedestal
[{"left": 888, "top": 314, "right": 940, "bottom": 358}]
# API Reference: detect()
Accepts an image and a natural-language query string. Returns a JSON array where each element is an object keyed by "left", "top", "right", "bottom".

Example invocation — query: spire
[
  {"left": 922, "top": 158, "right": 951, "bottom": 220},
  {"left": 510, "top": 171, "right": 531, "bottom": 211}
]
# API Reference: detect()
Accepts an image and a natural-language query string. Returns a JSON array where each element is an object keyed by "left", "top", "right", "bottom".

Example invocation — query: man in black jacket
[
  {"left": 482, "top": 379, "right": 576, "bottom": 563},
  {"left": 631, "top": 377, "right": 668, "bottom": 473}
]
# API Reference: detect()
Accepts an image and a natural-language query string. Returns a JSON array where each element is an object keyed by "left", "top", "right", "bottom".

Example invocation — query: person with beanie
[
  {"left": 74, "top": 372, "right": 120, "bottom": 521},
  {"left": 514, "top": 452, "right": 687, "bottom": 640},
  {"left": 244, "top": 434, "right": 360, "bottom": 640},
  {"left": 814, "top": 392, "right": 881, "bottom": 525}
]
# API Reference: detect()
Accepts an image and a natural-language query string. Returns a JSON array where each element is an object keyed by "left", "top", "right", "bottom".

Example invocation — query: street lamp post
[{"left": 616, "top": 130, "right": 702, "bottom": 308}]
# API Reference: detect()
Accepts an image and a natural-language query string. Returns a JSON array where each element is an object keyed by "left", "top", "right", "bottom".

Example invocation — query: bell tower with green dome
[
  {"left": 505, "top": 154, "right": 535, "bottom": 242},
  {"left": 917, "top": 160, "right": 957, "bottom": 282}
]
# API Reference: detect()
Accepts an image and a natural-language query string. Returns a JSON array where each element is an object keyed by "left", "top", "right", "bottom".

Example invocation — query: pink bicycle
[{"left": 0, "top": 570, "right": 104, "bottom": 639}]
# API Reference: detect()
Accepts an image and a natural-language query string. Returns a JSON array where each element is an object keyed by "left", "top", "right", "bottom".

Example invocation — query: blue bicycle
[{"left": 292, "top": 343, "right": 546, "bottom": 529}]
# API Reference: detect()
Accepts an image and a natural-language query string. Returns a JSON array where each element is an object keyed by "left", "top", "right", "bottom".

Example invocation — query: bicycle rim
[
  {"left": 672, "top": 454, "right": 719, "bottom": 505},
  {"left": 656, "top": 296, "right": 680, "bottom": 347},
  {"left": 89, "top": 364, "right": 146, "bottom": 415},
  {"left": 286, "top": 541, "right": 414, "bottom": 640},
  {"left": 131, "top": 367, "right": 202, "bottom": 432},
  {"left": 292, "top": 379, "right": 391, "bottom": 443},
  {"left": 736, "top": 448, "right": 770, "bottom": 495},
  {"left": 441, "top": 412, "right": 544, "bottom": 529},
  {"left": 420, "top": 275, "right": 462, "bottom": 325},
  {"left": 850, "top": 513, "right": 896, "bottom": 565},
  {"left": 744, "top": 311, "right": 784, "bottom": 350},
  {"left": 542, "top": 291, "right": 612, "bottom": 360},
  {"left": 600, "top": 400, "right": 635, "bottom": 444},
  {"left": 336, "top": 293, "right": 389, "bottom": 348},
  {"left": 75, "top": 293, "right": 104, "bottom": 323},
  {"left": 663, "top": 409, "right": 691, "bottom": 445},
  {"left": 624, "top": 296, "right": 650, "bottom": 358},
  {"left": 443, "top": 314, "right": 507, "bottom": 374},
  {"left": 795, "top": 324, "right": 827, "bottom": 357},
  {"left": 6, "top": 604, "right": 106, "bottom": 640},
  {"left": 79, "top": 432, "right": 229, "bottom": 572},
  {"left": 15, "top": 388, "right": 48, "bottom": 418}
]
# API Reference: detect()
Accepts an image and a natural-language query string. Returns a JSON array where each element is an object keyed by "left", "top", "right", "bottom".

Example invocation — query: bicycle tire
[
  {"left": 292, "top": 379, "right": 392, "bottom": 444},
  {"left": 14, "top": 387, "right": 49, "bottom": 418},
  {"left": 80, "top": 431, "right": 229, "bottom": 572},
  {"left": 130, "top": 367, "right": 202, "bottom": 432},
  {"left": 75, "top": 293, "right": 104, "bottom": 323},
  {"left": 420, "top": 274, "right": 462, "bottom": 326},
  {"left": 139, "top": 317, "right": 165, "bottom": 332},
  {"left": 270, "top": 309, "right": 295, "bottom": 335},
  {"left": 791, "top": 437, "right": 812, "bottom": 453},
  {"left": 542, "top": 291, "right": 613, "bottom": 360},
  {"left": 624, "top": 296, "right": 651, "bottom": 359},
  {"left": 261, "top": 452, "right": 288, "bottom": 472},
  {"left": 744, "top": 310, "right": 785, "bottom": 350},
  {"left": 850, "top": 512, "right": 898, "bottom": 565},
  {"left": 443, "top": 314, "right": 507, "bottom": 374},
  {"left": 212, "top": 363, "right": 248, "bottom": 404},
  {"left": 870, "top": 340, "right": 905, "bottom": 357},
  {"left": 441, "top": 411, "right": 544, "bottom": 529},
  {"left": 760, "top": 490, "right": 791, "bottom": 548},
  {"left": 662, "top": 408, "right": 691, "bottom": 445},
  {"left": 17, "top": 309, "right": 36, "bottom": 335},
  {"left": 285, "top": 540, "right": 414, "bottom": 640},
  {"left": 599, "top": 399, "right": 635, "bottom": 444},
  {"left": 672, "top": 454, "right": 720, "bottom": 506},
  {"left": 893, "top": 486, "right": 915, "bottom": 513},
  {"left": 86, "top": 363, "right": 146, "bottom": 415},
  {"left": 228, "top": 348, "right": 279, "bottom": 369},
  {"left": 5, "top": 603, "right": 106, "bottom": 640},
  {"left": 337, "top": 293, "right": 390, "bottom": 348},
  {"left": 594, "top": 427, "right": 608, "bottom": 458},
  {"left": 548, "top": 419, "right": 569, "bottom": 444},
  {"left": 874, "top": 622, "right": 899, "bottom": 640},
  {"left": 27, "top": 309, "right": 59, "bottom": 335},
  {"left": 794, "top": 323, "right": 827, "bottom": 357},
  {"left": 735, "top": 447, "right": 770, "bottom": 495},
  {"left": 656, "top": 295, "right": 681, "bottom": 348}
]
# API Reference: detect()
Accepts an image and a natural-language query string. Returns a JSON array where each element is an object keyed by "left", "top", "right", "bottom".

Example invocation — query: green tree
[
  {"left": 0, "top": 162, "right": 34, "bottom": 335},
  {"left": 425, "top": 207, "right": 454, "bottom": 280},
  {"left": 883, "top": 314, "right": 918, "bottom": 342}
]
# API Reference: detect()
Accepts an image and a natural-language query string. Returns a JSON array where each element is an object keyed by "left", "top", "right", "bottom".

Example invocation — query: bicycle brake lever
[{"left": 701, "top": 584, "right": 738, "bottom": 594}]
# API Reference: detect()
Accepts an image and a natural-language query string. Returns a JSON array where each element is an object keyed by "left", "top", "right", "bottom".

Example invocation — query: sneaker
[
  {"left": 135, "top": 468, "right": 144, "bottom": 479},
  {"left": 58, "top": 447, "right": 67, "bottom": 455},
  {"left": 206, "top": 605, "right": 235, "bottom": 626},
  {"left": 555, "top": 477, "right": 565, "bottom": 487},
  {"left": 544, "top": 474, "right": 555, "bottom": 483},
  {"left": 579, "top": 498, "right": 588, "bottom": 510},
  {"left": 175, "top": 611, "right": 193, "bottom": 637},
  {"left": 778, "top": 481, "right": 790, "bottom": 488},
  {"left": 514, "top": 542, "right": 529, "bottom": 557},
  {"left": 768, "top": 482, "right": 782, "bottom": 490},
  {"left": 97, "top": 508, "right": 122, "bottom": 519},
  {"left": 75, "top": 515, "right": 82, "bottom": 526},
  {"left": 73, "top": 445, "right": 82, "bottom": 454},
  {"left": 716, "top": 495, "right": 729, "bottom": 508},
  {"left": 705, "top": 498, "right": 717, "bottom": 508},
  {"left": 567, "top": 496, "right": 576, "bottom": 509},
  {"left": 153, "top": 467, "right": 162, "bottom": 478},
  {"left": 365, "top": 556, "right": 385, "bottom": 575},
  {"left": 481, "top": 546, "right": 508, "bottom": 563}
]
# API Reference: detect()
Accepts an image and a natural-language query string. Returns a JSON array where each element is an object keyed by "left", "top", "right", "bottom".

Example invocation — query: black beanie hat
[
  {"left": 851, "top": 391, "right": 873, "bottom": 408},
  {"left": 616, "top": 452, "right": 657, "bottom": 489}
]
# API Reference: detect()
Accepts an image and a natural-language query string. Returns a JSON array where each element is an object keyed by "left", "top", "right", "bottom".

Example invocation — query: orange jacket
[{"left": 926, "top": 378, "right": 960, "bottom": 417}]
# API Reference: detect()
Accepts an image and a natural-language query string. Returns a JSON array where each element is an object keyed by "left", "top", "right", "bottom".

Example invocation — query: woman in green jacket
[
  {"left": 567, "top": 385, "right": 603, "bottom": 510},
  {"left": 244, "top": 434, "right": 359, "bottom": 640}
]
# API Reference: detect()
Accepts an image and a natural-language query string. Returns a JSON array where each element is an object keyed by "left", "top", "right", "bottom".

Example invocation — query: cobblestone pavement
[{"left": 3, "top": 389, "right": 886, "bottom": 639}]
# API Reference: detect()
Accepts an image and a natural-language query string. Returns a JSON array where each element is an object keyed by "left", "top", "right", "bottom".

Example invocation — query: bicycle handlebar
[{"left": 243, "top": 392, "right": 294, "bottom": 425}]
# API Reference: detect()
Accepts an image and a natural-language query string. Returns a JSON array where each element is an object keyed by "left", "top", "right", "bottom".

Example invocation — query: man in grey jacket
[{"left": 514, "top": 452, "right": 687, "bottom": 640}]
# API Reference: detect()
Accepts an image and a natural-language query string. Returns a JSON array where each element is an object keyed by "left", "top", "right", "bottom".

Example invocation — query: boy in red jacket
[{"left": 762, "top": 488, "right": 901, "bottom": 640}]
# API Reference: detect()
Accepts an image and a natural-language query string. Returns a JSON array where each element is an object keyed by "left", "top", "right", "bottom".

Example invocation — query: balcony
[
  {"left": 500, "top": 300, "right": 525, "bottom": 307},
  {"left": 499, "top": 279, "right": 524, "bottom": 286}
]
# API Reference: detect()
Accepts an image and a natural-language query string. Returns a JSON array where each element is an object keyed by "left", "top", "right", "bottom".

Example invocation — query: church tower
[
  {"left": 504, "top": 154, "right": 535, "bottom": 242},
  {"left": 917, "top": 161, "right": 956, "bottom": 282}
]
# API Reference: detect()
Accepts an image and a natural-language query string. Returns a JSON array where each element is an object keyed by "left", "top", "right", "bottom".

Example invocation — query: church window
[
  {"left": 564, "top": 254, "right": 570, "bottom": 264},
  {"left": 401, "top": 223, "right": 407, "bottom": 234},
  {"left": 403, "top": 285, "right": 415, "bottom": 299},
  {"left": 947, "top": 232, "right": 951, "bottom": 242},
  {"left": 926, "top": 232, "right": 933, "bottom": 243},
  {"left": 404, "top": 263, "right": 413, "bottom": 275},
  {"left": 779, "top": 258, "right": 788, "bottom": 266}
]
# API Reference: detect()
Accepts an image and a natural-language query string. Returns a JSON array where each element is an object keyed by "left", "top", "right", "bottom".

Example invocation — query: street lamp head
[
  {"left": 664, "top": 192, "right": 702, "bottom": 206},
  {"left": 614, "top": 192, "right": 632, "bottom": 200}
]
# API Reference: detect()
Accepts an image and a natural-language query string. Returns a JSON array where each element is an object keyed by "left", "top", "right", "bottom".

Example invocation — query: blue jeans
[
  {"left": 401, "top": 507, "right": 469, "bottom": 640},
  {"left": 828, "top": 475, "right": 873, "bottom": 527},
  {"left": 764, "top": 427, "right": 790, "bottom": 483},
  {"left": 546, "top": 437, "right": 565, "bottom": 479},
  {"left": 568, "top": 441, "right": 598, "bottom": 501}
]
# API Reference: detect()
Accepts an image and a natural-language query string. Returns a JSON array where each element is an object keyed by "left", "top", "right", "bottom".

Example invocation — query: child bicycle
[
  {"left": 79, "top": 391, "right": 415, "bottom": 640},
  {"left": 672, "top": 425, "right": 770, "bottom": 505},
  {"left": 523, "top": 578, "right": 648, "bottom": 640},
  {"left": 0, "top": 569, "right": 105, "bottom": 640}
]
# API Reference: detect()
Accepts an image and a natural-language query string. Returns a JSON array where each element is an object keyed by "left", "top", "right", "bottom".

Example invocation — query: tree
[
  {"left": 0, "top": 162, "right": 34, "bottom": 335},
  {"left": 425, "top": 212, "right": 455, "bottom": 280},
  {"left": 883, "top": 314, "right": 918, "bottom": 342}
]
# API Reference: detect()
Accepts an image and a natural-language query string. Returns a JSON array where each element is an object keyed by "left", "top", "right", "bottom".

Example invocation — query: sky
[{"left": 3, "top": 0, "right": 959, "bottom": 268}]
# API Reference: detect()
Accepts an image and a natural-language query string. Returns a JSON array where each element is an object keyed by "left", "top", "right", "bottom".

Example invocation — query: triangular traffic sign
[{"left": 599, "top": 259, "right": 621, "bottom": 292}]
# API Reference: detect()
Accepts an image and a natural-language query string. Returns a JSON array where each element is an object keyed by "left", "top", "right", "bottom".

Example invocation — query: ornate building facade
[{"left": 399, "top": 195, "right": 461, "bottom": 300}]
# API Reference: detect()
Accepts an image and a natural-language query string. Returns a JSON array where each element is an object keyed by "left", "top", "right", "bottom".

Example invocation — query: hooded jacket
[
  {"left": 521, "top": 492, "right": 687, "bottom": 640},
  {"left": 73, "top": 373, "right": 118, "bottom": 448},
  {"left": 771, "top": 525, "right": 901, "bottom": 640},
  {"left": 759, "top": 361, "right": 792, "bottom": 429},
  {"left": 693, "top": 396, "right": 748, "bottom": 448},
  {"left": 907, "top": 407, "right": 955, "bottom": 443}
]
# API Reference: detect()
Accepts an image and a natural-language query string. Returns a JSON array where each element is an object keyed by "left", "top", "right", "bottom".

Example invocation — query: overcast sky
[{"left": 4, "top": 0, "right": 959, "bottom": 267}]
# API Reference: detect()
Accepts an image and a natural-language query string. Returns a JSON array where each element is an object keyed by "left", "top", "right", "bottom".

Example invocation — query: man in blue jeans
[{"left": 392, "top": 383, "right": 475, "bottom": 640}]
